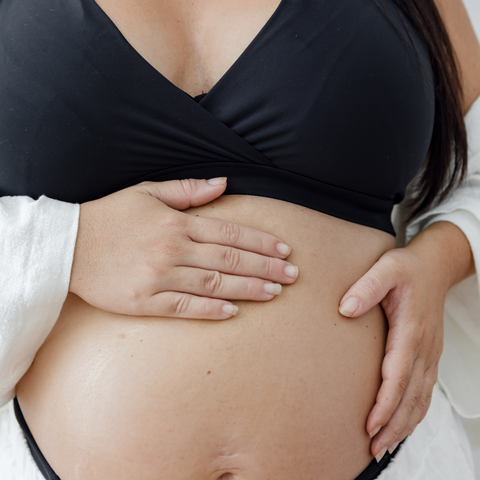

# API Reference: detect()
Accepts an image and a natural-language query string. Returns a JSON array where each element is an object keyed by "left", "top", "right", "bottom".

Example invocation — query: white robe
[
  {"left": 393, "top": 96, "right": 480, "bottom": 476},
  {"left": 0, "top": 196, "right": 79, "bottom": 407}
]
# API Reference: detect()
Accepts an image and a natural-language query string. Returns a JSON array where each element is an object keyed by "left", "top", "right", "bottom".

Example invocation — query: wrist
[{"left": 405, "top": 220, "right": 474, "bottom": 291}]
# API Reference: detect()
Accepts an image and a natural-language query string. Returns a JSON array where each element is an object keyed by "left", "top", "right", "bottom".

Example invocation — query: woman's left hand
[{"left": 338, "top": 242, "right": 448, "bottom": 462}]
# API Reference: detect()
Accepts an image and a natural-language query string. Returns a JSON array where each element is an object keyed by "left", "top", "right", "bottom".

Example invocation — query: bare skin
[
  {"left": 15, "top": 0, "right": 480, "bottom": 477},
  {"left": 435, "top": 0, "right": 480, "bottom": 115},
  {"left": 69, "top": 179, "right": 299, "bottom": 320},
  {"left": 341, "top": 0, "right": 480, "bottom": 459},
  {"left": 18, "top": 4, "right": 394, "bottom": 478},
  {"left": 89, "top": 0, "right": 283, "bottom": 98},
  {"left": 18, "top": 196, "right": 394, "bottom": 479}
]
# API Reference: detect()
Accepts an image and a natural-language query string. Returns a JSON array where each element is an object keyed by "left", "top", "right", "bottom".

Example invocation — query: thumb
[
  {"left": 141, "top": 177, "right": 227, "bottom": 210},
  {"left": 338, "top": 258, "right": 397, "bottom": 318}
]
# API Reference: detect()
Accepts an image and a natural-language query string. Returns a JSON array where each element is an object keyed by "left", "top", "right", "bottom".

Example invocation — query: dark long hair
[{"left": 376, "top": 0, "right": 468, "bottom": 220}]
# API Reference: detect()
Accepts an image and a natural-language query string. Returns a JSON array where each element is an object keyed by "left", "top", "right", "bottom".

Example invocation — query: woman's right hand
[{"left": 69, "top": 178, "right": 298, "bottom": 320}]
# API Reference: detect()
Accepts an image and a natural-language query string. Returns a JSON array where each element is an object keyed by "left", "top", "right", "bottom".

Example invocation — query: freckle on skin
[
  {"left": 131, "top": 355, "right": 133, "bottom": 358},
  {"left": 119, "top": 333, "right": 126, "bottom": 339},
  {"left": 207, "top": 371, "right": 211, "bottom": 375}
]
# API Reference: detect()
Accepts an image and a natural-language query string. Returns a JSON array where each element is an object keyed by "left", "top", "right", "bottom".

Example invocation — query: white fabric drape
[
  {"left": 0, "top": 196, "right": 79, "bottom": 407},
  {"left": 393, "top": 95, "right": 480, "bottom": 476}
]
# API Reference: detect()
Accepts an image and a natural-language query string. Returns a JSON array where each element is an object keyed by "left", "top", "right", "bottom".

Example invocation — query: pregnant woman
[{"left": 1, "top": 0, "right": 479, "bottom": 478}]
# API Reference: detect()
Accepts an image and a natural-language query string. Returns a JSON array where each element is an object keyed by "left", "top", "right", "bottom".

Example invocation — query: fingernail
[
  {"left": 276, "top": 243, "right": 291, "bottom": 256},
  {"left": 339, "top": 296, "right": 359, "bottom": 317},
  {"left": 207, "top": 177, "right": 227, "bottom": 186},
  {"left": 375, "top": 447, "right": 387, "bottom": 463},
  {"left": 222, "top": 304, "right": 239, "bottom": 316},
  {"left": 369, "top": 425, "right": 382, "bottom": 438},
  {"left": 284, "top": 265, "right": 299, "bottom": 279},
  {"left": 264, "top": 283, "right": 282, "bottom": 295},
  {"left": 388, "top": 442, "right": 399, "bottom": 455}
]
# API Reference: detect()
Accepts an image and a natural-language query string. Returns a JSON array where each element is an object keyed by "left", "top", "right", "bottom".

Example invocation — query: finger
[
  {"left": 186, "top": 244, "right": 298, "bottom": 283},
  {"left": 143, "top": 291, "right": 240, "bottom": 320},
  {"left": 397, "top": 365, "right": 436, "bottom": 441},
  {"left": 165, "top": 267, "right": 283, "bottom": 301},
  {"left": 417, "top": 367, "right": 437, "bottom": 424},
  {"left": 389, "top": 394, "right": 431, "bottom": 456},
  {"left": 338, "top": 255, "right": 401, "bottom": 318},
  {"left": 380, "top": 367, "right": 435, "bottom": 458},
  {"left": 186, "top": 215, "right": 292, "bottom": 259},
  {"left": 366, "top": 325, "right": 416, "bottom": 438},
  {"left": 370, "top": 358, "right": 426, "bottom": 459},
  {"left": 139, "top": 178, "right": 228, "bottom": 210}
]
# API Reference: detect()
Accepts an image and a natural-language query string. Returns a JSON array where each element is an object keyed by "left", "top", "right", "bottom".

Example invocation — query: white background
[{"left": 464, "top": 0, "right": 480, "bottom": 39}]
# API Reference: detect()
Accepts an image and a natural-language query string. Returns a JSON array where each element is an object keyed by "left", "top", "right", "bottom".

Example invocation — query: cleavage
[{"left": 92, "top": 0, "right": 283, "bottom": 97}]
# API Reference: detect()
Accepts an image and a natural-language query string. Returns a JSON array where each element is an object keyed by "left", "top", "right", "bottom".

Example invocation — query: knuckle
[
  {"left": 394, "top": 374, "right": 410, "bottom": 398},
  {"left": 380, "top": 395, "right": 398, "bottom": 418},
  {"left": 382, "top": 251, "right": 409, "bottom": 280},
  {"left": 428, "top": 368, "right": 439, "bottom": 386},
  {"left": 140, "top": 260, "right": 159, "bottom": 279},
  {"left": 184, "top": 214, "right": 195, "bottom": 236},
  {"left": 410, "top": 329, "right": 424, "bottom": 350},
  {"left": 391, "top": 422, "right": 406, "bottom": 438},
  {"left": 126, "top": 289, "right": 144, "bottom": 315},
  {"left": 403, "top": 394, "right": 418, "bottom": 414},
  {"left": 416, "top": 391, "right": 431, "bottom": 411},
  {"left": 201, "top": 298, "right": 216, "bottom": 318},
  {"left": 152, "top": 240, "right": 183, "bottom": 259},
  {"left": 204, "top": 271, "right": 223, "bottom": 295},
  {"left": 224, "top": 247, "right": 241, "bottom": 272},
  {"left": 173, "top": 294, "right": 191, "bottom": 316},
  {"left": 385, "top": 404, "right": 397, "bottom": 418},
  {"left": 162, "top": 212, "right": 186, "bottom": 230},
  {"left": 243, "top": 277, "right": 257, "bottom": 297},
  {"left": 221, "top": 221, "right": 241, "bottom": 244},
  {"left": 179, "top": 178, "right": 198, "bottom": 197},
  {"left": 262, "top": 257, "right": 273, "bottom": 277},
  {"left": 383, "top": 253, "right": 404, "bottom": 273},
  {"left": 137, "top": 260, "right": 164, "bottom": 285},
  {"left": 259, "top": 233, "right": 267, "bottom": 252},
  {"left": 360, "top": 274, "right": 382, "bottom": 298}
]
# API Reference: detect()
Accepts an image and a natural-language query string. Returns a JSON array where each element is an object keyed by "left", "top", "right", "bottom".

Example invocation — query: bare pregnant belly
[{"left": 17, "top": 195, "right": 395, "bottom": 480}]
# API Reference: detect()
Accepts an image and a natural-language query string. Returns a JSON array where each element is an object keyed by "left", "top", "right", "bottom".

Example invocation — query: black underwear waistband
[{"left": 14, "top": 397, "right": 404, "bottom": 480}]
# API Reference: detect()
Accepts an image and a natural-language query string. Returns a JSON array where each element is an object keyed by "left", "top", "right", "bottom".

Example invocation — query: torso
[
  {"left": 17, "top": 196, "right": 394, "bottom": 480},
  {"left": 11, "top": 0, "right": 431, "bottom": 478}
]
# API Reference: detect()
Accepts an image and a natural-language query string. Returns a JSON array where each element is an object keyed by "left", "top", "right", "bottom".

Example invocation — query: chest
[
  {"left": 0, "top": 0, "right": 434, "bottom": 235},
  {"left": 94, "top": 0, "right": 282, "bottom": 96}
]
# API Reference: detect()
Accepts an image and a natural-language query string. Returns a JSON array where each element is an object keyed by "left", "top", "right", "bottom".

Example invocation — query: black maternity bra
[{"left": 0, "top": 0, "right": 435, "bottom": 235}]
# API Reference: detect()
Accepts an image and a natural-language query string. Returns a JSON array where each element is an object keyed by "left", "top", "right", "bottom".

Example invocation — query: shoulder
[{"left": 433, "top": 0, "right": 480, "bottom": 114}]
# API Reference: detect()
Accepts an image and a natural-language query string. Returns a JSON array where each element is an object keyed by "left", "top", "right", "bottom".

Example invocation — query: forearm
[
  {"left": 398, "top": 94, "right": 480, "bottom": 295},
  {"left": 405, "top": 220, "right": 475, "bottom": 291}
]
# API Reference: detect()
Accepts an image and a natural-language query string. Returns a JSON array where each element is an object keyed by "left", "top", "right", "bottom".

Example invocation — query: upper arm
[{"left": 434, "top": 0, "right": 480, "bottom": 115}]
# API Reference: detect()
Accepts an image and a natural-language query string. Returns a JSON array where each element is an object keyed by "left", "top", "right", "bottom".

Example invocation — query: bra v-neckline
[{"left": 87, "top": 0, "right": 287, "bottom": 104}]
